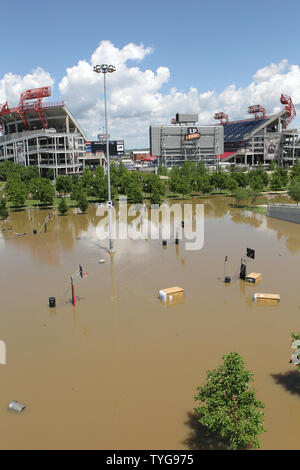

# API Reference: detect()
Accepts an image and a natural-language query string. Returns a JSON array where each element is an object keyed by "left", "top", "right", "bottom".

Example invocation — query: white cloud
[
  {"left": 1, "top": 42, "right": 300, "bottom": 148},
  {"left": 253, "top": 59, "right": 289, "bottom": 82},
  {"left": 0, "top": 68, "right": 54, "bottom": 106},
  {"left": 58, "top": 42, "right": 300, "bottom": 147}
]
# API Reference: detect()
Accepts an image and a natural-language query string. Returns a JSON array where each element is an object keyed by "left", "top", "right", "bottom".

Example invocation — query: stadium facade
[
  {"left": 0, "top": 87, "right": 88, "bottom": 177},
  {"left": 150, "top": 96, "right": 299, "bottom": 167},
  {"left": 150, "top": 113, "right": 224, "bottom": 166}
]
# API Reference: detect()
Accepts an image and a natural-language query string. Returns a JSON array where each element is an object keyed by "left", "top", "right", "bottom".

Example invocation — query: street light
[{"left": 93, "top": 64, "right": 116, "bottom": 252}]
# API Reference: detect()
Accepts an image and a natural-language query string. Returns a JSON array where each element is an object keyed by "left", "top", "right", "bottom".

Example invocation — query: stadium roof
[
  {"left": 223, "top": 109, "right": 289, "bottom": 143},
  {"left": 0, "top": 102, "right": 87, "bottom": 140},
  {"left": 223, "top": 119, "right": 268, "bottom": 142}
]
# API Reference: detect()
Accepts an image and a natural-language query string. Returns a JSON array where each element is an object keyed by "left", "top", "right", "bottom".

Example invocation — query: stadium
[
  {"left": 0, "top": 87, "right": 87, "bottom": 177},
  {"left": 150, "top": 95, "right": 300, "bottom": 168},
  {"left": 1, "top": 85, "right": 299, "bottom": 174}
]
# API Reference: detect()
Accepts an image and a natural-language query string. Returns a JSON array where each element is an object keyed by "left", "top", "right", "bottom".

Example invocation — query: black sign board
[
  {"left": 247, "top": 248, "right": 255, "bottom": 259},
  {"left": 90, "top": 140, "right": 124, "bottom": 157}
]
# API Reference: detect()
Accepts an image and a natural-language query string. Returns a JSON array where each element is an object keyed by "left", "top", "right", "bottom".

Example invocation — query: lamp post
[{"left": 93, "top": 64, "right": 116, "bottom": 252}]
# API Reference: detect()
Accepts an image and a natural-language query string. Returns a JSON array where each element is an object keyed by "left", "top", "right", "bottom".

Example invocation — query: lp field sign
[{"left": 185, "top": 127, "right": 201, "bottom": 140}]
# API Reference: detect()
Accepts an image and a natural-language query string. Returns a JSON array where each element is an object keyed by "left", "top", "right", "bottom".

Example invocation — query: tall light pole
[{"left": 93, "top": 64, "right": 116, "bottom": 252}]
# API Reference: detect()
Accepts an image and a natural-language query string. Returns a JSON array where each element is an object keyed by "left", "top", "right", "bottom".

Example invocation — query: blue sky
[{"left": 1, "top": 0, "right": 300, "bottom": 146}]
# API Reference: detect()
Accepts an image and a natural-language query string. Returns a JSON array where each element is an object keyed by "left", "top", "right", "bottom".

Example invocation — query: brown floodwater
[{"left": 0, "top": 195, "right": 300, "bottom": 450}]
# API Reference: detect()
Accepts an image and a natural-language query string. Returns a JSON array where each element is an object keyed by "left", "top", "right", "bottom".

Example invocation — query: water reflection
[
  {"left": 0, "top": 194, "right": 299, "bottom": 263},
  {"left": 267, "top": 217, "right": 300, "bottom": 254},
  {"left": 230, "top": 209, "right": 263, "bottom": 228}
]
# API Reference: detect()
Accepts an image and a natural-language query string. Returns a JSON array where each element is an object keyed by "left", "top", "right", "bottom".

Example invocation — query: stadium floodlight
[{"left": 93, "top": 64, "right": 116, "bottom": 252}]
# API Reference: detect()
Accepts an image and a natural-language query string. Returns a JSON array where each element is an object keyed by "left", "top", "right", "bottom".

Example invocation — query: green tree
[
  {"left": 150, "top": 188, "right": 162, "bottom": 205},
  {"left": 109, "top": 163, "right": 121, "bottom": 189},
  {"left": 291, "top": 159, "right": 300, "bottom": 181},
  {"left": 0, "top": 197, "right": 9, "bottom": 219},
  {"left": 6, "top": 177, "right": 28, "bottom": 207},
  {"left": 227, "top": 176, "right": 239, "bottom": 193},
  {"left": 77, "top": 193, "right": 89, "bottom": 213},
  {"left": 197, "top": 161, "right": 208, "bottom": 176},
  {"left": 157, "top": 164, "right": 168, "bottom": 176},
  {"left": 169, "top": 166, "right": 181, "bottom": 193},
  {"left": 46, "top": 168, "right": 55, "bottom": 180},
  {"left": 270, "top": 173, "right": 283, "bottom": 191},
  {"left": 176, "top": 177, "right": 191, "bottom": 199},
  {"left": 194, "top": 352, "right": 266, "bottom": 450},
  {"left": 256, "top": 164, "right": 269, "bottom": 186},
  {"left": 251, "top": 191, "right": 260, "bottom": 206},
  {"left": 275, "top": 168, "right": 288, "bottom": 187},
  {"left": 20, "top": 165, "right": 39, "bottom": 185},
  {"left": 38, "top": 178, "right": 55, "bottom": 205},
  {"left": 101, "top": 175, "right": 118, "bottom": 201},
  {"left": 29, "top": 177, "right": 41, "bottom": 200},
  {"left": 195, "top": 174, "right": 212, "bottom": 194},
  {"left": 127, "top": 183, "right": 144, "bottom": 203},
  {"left": 232, "top": 188, "right": 252, "bottom": 206},
  {"left": 231, "top": 171, "right": 248, "bottom": 188},
  {"left": 58, "top": 197, "right": 68, "bottom": 215},
  {"left": 288, "top": 178, "right": 300, "bottom": 205},
  {"left": 91, "top": 165, "right": 106, "bottom": 198},
  {"left": 71, "top": 178, "right": 84, "bottom": 202},
  {"left": 119, "top": 171, "right": 133, "bottom": 195},
  {"left": 269, "top": 160, "right": 276, "bottom": 172},
  {"left": 0, "top": 161, "right": 15, "bottom": 181},
  {"left": 181, "top": 161, "right": 196, "bottom": 184},
  {"left": 249, "top": 174, "right": 264, "bottom": 191},
  {"left": 81, "top": 167, "right": 93, "bottom": 195},
  {"left": 56, "top": 175, "right": 72, "bottom": 196},
  {"left": 210, "top": 170, "right": 228, "bottom": 191}
]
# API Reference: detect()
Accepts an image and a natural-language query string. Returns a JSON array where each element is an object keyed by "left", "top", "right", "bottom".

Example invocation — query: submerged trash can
[
  {"left": 49, "top": 297, "right": 56, "bottom": 308},
  {"left": 162, "top": 240, "right": 167, "bottom": 246},
  {"left": 225, "top": 276, "right": 231, "bottom": 284},
  {"left": 8, "top": 401, "right": 25, "bottom": 412}
]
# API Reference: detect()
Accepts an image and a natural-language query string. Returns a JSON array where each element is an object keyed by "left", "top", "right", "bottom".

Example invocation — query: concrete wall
[{"left": 268, "top": 204, "right": 300, "bottom": 224}]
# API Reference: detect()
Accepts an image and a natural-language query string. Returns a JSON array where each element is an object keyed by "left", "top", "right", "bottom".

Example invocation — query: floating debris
[
  {"left": 159, "top": 287, "right": 184, "bottom": 303},
  {"left": 246, "top": 272, "right": 262, "bottom": 283},
  {"left": 8, "top": 401, "right": 25, "bottom": 412}
]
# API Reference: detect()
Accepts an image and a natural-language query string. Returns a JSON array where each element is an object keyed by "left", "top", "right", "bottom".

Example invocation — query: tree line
[{"left": 1, "top": 159, "right": 300, "bottom": 219}]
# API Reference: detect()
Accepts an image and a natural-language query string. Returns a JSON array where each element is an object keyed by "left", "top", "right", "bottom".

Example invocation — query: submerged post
[{"left": 71, "top": 277, "right": 75, "bottom": 306}]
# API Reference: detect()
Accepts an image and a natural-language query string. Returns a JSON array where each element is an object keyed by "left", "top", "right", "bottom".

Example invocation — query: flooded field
[{"left": 0, "top": 194, "right": 300, "bottom": 450}]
